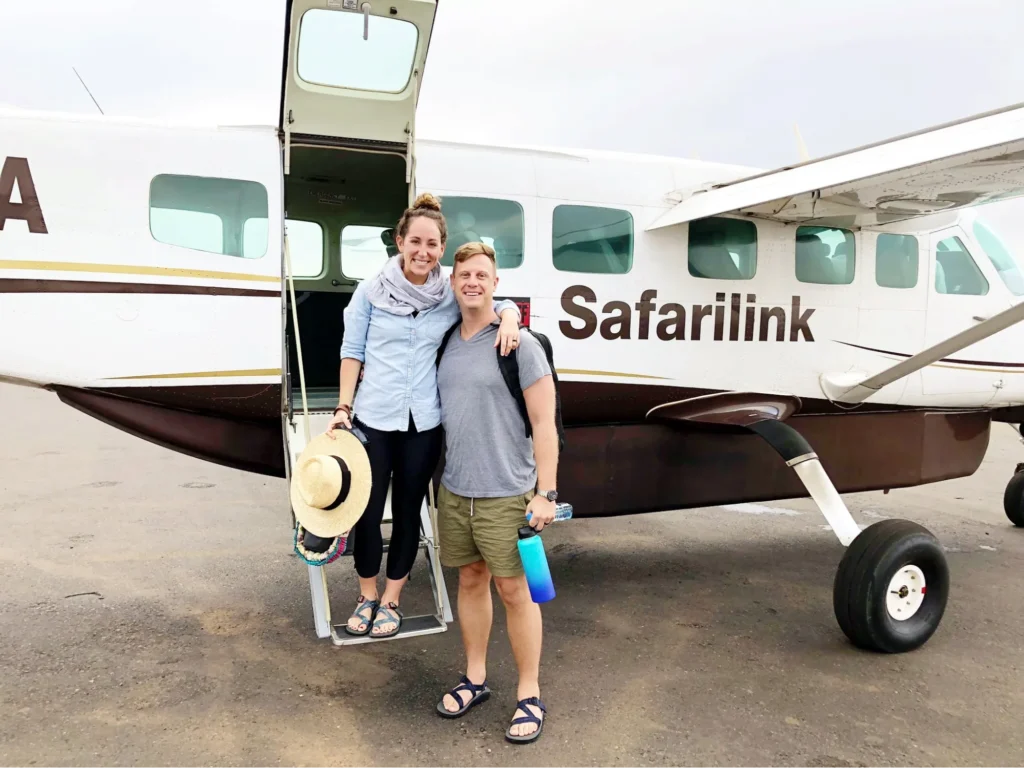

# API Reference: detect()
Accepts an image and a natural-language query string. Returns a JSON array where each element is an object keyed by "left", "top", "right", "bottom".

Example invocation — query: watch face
[{"left": 545, "top": 491, "right": 558, "bottom": 501}]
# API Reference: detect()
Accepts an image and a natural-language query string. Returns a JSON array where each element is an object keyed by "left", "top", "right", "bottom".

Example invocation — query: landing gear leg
[{"left": 747, "top": 419, "right": 950, "bottom": 653}]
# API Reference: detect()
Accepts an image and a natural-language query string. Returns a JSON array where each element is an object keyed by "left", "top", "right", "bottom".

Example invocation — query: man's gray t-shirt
[{"left": 437, "top": 320, "right": 552, "bottom": 498}]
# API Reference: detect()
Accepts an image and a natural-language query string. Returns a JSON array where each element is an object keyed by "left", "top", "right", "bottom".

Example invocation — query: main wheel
[
  {"left": 833, "top": 519, "right": 949, "bottom": 653},
  {"left": 1002, "top": 469, "right": 1024, "bottom": 527}
]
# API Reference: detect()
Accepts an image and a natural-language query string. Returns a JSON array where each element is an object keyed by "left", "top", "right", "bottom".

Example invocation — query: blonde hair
[
  {"left": 396, "top": 192, "right": 447, "bottom": 244},
  {"left": 452, "top": 241, "right": 496, "bottom": 269}
]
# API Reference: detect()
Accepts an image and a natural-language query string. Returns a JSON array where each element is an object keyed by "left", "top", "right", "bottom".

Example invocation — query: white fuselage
[{"left": 2, "top": 107, "right": 1023, "bottom": 414}]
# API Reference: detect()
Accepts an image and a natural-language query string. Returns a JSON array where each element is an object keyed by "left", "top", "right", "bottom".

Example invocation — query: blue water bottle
[{"left": 517, "top": 526, "right": 556, "bottom": 603}]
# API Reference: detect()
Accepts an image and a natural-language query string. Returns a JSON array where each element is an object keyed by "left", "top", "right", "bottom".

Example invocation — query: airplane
[{"left": 4, "top": 0, "right": 1024, "bottom": 655}]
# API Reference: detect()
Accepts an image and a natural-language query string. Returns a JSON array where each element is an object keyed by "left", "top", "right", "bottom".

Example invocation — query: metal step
[{"left": 330, "top": 612, "right": 447, "bottom": 646}]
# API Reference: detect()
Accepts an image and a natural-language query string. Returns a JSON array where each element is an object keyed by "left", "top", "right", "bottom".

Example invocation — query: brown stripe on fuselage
[
  {"left": 0, "top": 278, "right": 280, "bottom": 297},
  {"left": 836, "top": 340, "right": 1024, "bottom": 370}
]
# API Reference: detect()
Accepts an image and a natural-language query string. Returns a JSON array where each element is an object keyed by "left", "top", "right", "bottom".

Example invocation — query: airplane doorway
[{"left": 283, "top": 144, "right": 408, "bottom": 411}]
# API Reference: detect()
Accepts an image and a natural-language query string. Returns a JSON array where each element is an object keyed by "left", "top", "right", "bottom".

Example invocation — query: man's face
[{"left": 451, "top": 253, "right": 498, "bottom": 311}]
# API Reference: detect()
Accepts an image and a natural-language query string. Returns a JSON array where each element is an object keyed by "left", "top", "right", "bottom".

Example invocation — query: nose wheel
[
  {"left": 833, "top": 519, "right": 949, "bottom": 653},
  {"left": 1003, "top": 464, "right": 1024, "bottom": 527}
]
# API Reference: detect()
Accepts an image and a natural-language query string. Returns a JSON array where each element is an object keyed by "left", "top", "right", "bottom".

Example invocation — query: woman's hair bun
[{"left": 412, "top": 192, "right": 442, "bottom": 212}]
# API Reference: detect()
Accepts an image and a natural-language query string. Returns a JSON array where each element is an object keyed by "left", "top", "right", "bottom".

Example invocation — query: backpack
[{"left": 436, "top": 321, "right": 566, "bottom": 452}]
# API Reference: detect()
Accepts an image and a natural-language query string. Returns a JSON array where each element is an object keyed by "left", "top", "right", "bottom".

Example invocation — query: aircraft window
[
  {"left": 297, "top": 9, "right": 418, "bottom": 94},
  {"left": 796, "top": 226, "right": 855, "bottom": 285},
  {"left": 687, "top": 217, "right": 756, "bottom": 280},
  {"left": 342, "top": 225, "right": 393, "bottom": 281},
  {"left": 875, "top": 233, "right": 918, "bottom": 289},
  {"left": 441, "top": 197, "right": 525, "bottom": 270},
  {"left": 552, "top": 205, "right": 633, "bottom": 274},
  {"left": 935, "top": 236, "right": 989, "bottom": 296},
  {"left": 972, "top": 219, "right": 1024, "bottom": 296},
  {"left": 283, "top": 219, "right": 325, "bottom": 278},
  {"left": 149, "top": 174, "right": 269, "bottom": 258},
  {"left": 243, "top": 218, "right": 269, "bottom": 259}
]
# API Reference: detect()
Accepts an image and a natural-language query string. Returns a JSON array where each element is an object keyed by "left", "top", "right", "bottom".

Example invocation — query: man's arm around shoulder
[{"left": 523, "top": 371, "right": 559, "bottom": 531}]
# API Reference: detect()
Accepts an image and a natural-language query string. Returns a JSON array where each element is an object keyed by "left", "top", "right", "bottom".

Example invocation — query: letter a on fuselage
[{"left": 0, "top": 157, "right": 47, "bottom": 234}]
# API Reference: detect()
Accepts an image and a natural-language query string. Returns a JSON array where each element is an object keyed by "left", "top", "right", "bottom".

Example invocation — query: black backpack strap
[
  {"left": 496, "top": 332, "right": 532, "bottom": 439},
  {"left": 496, "top": 325, "right": 566, "bottom": 452},
  {"left": 435, "top": 320, "right": 462, "bottom": 368}
]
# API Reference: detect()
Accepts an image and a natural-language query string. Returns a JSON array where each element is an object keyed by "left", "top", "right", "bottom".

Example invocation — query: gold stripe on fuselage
[
  {"left": 0, "top": 260, "right": 280, "bottom": 284},
  {"left": 105, "top": 369, "right": 282, "bottom": 380},
  {"left": 558, "top": 369, "right": 672, "bottom": 380}
]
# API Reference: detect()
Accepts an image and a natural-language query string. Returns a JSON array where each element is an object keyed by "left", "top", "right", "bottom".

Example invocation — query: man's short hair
[{"left": 453, "top": 241, "right": 496, "bottom": 270}]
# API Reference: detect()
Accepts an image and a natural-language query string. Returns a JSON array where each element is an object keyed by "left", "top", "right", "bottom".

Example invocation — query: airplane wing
[{"left": 647, "top": 101, "right": 1024, "bottom": 231}]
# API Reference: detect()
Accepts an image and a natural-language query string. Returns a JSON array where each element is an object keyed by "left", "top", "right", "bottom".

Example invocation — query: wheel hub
[{"left": 886, "top": 565, "right": 926, "bottom": 620}]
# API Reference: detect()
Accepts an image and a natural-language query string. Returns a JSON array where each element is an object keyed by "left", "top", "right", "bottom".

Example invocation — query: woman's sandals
[
  {"left": 344, "top": 595, "right": 379, "bottom": 636},
  {"left": 370, "top": 601, "right": 403, "bottom": 638},
  {"left": 343, "top": 596, "right": 403, "bottom": 638},
  {"left": 436, "top": 675, "right": 491, "bottom": 718}
]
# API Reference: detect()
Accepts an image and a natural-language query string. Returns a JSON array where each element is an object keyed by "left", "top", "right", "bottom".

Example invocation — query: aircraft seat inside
[
  {"left": 832, "top": 239, "right": 852, "bottom": 281},
  {"left": 795, "top": 236, "right": 836, "bottom": 284},
  {"left": 876, "top": 236, "right": 918, "bottom": 288},
  {"left": 688, "top": 244, "right": 743, "bottom": 279},
  {"left": 935, "top": 260, "right": 947, "bottom": 293}
]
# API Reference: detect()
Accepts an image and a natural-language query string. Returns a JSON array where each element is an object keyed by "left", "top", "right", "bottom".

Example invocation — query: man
[{"left": 433, "top": 241, "right": 559, "bottom": 744}]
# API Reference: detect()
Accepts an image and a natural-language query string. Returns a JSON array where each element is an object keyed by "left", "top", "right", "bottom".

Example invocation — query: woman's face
[{"left": 396, "top": 216, "right": 443, "bottom": 283}]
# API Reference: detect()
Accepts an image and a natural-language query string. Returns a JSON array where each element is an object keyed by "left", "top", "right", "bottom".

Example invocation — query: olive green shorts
[{"left": 436, "top": 484, "right": 535, "bottom": 578}]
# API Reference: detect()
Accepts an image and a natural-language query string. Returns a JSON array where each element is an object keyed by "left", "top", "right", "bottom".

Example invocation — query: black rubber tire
[
  {"left": 1003, "top": 470, "right": 1024, "bottom": 527},
  {"left": 833, "top": 519, "right": 949, "bottom": 653}
]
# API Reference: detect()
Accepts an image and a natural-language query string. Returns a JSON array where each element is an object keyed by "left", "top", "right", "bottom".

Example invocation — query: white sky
[{"left": 3, "top": 0, "right": 1024, "bottom": 234}]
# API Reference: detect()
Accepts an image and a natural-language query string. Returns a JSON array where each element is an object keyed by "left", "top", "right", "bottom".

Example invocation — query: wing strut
[{"left": 820, "top": 300, "right": 1024, "bottom": 403}]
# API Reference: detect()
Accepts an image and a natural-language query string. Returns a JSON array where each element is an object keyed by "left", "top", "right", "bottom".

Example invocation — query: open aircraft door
[
  {"left": 279, "top": 0, "right": 437, "bottom": 187},
  {"left": 277, "top": 0, "right": 438, "bottom": 451}
]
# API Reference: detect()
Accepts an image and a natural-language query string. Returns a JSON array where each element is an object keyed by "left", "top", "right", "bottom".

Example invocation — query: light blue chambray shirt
[{"left": 340, "top": 280, "right": 519, "bottom": 432}]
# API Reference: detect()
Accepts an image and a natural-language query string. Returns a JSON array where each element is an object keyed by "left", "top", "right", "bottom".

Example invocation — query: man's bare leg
[
  {"left": 494, "top": 574, "right": 543, "bottom": 737},
  {"left": 443, "top": 560, "right": 493, "bottom": 712}
]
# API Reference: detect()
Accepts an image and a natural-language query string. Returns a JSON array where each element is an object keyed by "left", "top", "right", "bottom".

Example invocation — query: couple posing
[{"left": 325, "top": 193, "right": 559, "bottom": 743}]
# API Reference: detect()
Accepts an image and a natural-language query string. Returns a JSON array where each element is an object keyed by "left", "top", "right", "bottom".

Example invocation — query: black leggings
[{"left": 351, "top": 414, "right": 443, "bottom": 581}]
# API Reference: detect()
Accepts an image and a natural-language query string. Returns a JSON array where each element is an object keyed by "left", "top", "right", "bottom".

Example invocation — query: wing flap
[{"left": 648, "top": 102, "right": 1024, "bottom": 231}]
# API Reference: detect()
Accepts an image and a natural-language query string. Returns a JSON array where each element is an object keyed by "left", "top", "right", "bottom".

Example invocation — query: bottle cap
[{"left": 517, "top": 526, "right": 537, "bottom": 540}]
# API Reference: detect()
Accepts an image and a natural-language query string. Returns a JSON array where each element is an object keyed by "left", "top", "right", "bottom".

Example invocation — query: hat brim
[{"left": 290, "top": 428, "right": 373, "bottom": 538}]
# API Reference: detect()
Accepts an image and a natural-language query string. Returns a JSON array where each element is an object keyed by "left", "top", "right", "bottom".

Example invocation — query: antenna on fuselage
[{"left": 72, "top": 67, "right": 104, "bottom": 115}]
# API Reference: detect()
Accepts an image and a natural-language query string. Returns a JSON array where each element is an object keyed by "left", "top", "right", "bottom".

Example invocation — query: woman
[{"left": 326, "top": 193, "right": 522, "bottom": 638}]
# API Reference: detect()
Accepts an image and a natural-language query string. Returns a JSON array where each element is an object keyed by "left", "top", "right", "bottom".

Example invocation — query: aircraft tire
[
  {"left": 1002, "top": 469, "right": 1024, "bottom": 527},
  {"left": 833, "top": 519, "right": 949, "bottom": 653}
]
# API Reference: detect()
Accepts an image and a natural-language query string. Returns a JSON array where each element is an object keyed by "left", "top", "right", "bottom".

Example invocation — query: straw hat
[{"left": 290, "top": 426, "right": 373, "bottom": 539}]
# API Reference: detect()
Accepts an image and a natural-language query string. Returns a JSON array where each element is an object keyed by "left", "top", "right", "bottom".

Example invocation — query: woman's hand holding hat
[{"left": 327, "top": 404, "right": 352, "bottom": 437}]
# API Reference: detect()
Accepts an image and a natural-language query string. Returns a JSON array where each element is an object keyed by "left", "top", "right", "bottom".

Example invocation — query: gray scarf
[{"left": 364, "top": 254, "right": 447, "bottom": 316}]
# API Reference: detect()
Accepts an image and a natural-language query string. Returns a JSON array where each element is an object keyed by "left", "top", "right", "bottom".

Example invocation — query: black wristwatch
[{"left": 538, "top": 489, "right": 558, "bottom": 502}]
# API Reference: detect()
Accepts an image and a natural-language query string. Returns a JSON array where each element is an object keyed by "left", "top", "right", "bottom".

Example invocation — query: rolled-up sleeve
[
  {"left": 493, "top": 298, "right": 521, "bottom": 321},
  {"left": 340, "top": 284, "right": 371, "bottom": 362}
]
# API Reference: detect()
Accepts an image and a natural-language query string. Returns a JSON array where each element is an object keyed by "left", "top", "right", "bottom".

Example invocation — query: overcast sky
[
  {"left": 4, "top": 0, "right": 1024, "bottom": 234},
  {"left": 5, "top": 0, "right": 1024, "bottom": 165}
]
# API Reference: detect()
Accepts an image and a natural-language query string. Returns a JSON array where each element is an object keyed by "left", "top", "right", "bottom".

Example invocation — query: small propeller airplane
[{"left": 4, "top": 0, "right": 1024, "bottom": 654}]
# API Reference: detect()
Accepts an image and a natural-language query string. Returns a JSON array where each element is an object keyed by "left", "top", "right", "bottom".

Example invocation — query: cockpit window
[
  {"left": 297, "top": 9, "right": 418, "bottom": 93},
  {"left": 972, "top": 219, "right": 1024, "bottom": 296}
]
